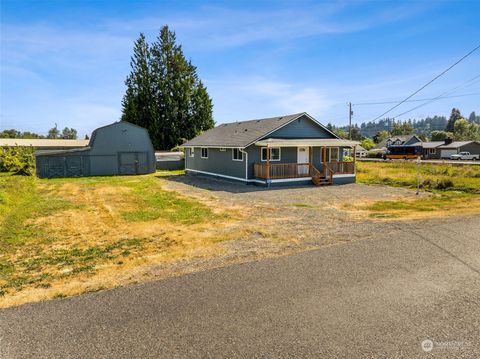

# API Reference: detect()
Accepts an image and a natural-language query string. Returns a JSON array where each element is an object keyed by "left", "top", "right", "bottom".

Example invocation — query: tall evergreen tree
[
  {"left": 445, "top": 108, "right": 462, "bottom": 132},
  {"left": 121, "top": 33, "right": 154, "bottom": 132},
  {"left": 122, "top": 26, "right": 214, "bottom": 150}
]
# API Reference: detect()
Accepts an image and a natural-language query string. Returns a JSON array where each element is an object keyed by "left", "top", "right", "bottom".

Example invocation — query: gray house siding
[
  {"left": 185, "top": 147, "right": 245, "bottom": 179},
  {"left": 36, "top": 122, "right": 155, "bottom": 178},
  {"left": 265, "top": 115, "right": 333, "bottom": 139}
]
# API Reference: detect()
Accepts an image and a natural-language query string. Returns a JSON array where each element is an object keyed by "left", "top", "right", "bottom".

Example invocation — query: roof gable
[
  {"left": 263, "top": 114, "right": 337, "bottom": 140},
  {"left": 182, "top": 112, "right": 337, "bottom": 148}
]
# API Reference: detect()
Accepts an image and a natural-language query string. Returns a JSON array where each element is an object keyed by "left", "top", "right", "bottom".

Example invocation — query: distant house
[
  {"left": 436, "top": 139, "right": 480, "bottom": 159},
  {"left": 355, "top": 145, "right": 368, "bottom": 158},
  {"left": 36, "top": 122, "right": 155, "bottom": 178},
  {"left": 0, "top": 138, "right": 89, "bottom": 153},
  {"left": 374, "top": 135, "right": 421, "bottom": 153},
  {"left": 181, "top": 112, "right": 359, "bottom": 186}
]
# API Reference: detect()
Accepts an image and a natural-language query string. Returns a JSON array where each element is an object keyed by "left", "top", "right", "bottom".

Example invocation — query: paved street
[{"left": 1, "top": 216, "right": 479, "bottom": 358}]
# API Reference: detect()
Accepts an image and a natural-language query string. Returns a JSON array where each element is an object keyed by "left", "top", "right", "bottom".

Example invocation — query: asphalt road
[{"left": 1, "top": 217, "right": 479, "bottom": 358}]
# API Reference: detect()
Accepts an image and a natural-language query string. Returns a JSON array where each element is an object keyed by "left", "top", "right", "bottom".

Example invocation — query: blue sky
[{"left": 1, "top": 0, "right": 479, "bottom": 137}]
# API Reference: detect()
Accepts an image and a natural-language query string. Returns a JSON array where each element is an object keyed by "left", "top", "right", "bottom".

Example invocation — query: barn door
[
  {"left": 65, "top": 156, "right": 84, "bottom": 177},
  {"left": 119, "top": 152, "right": 150, "bottom": 175}
]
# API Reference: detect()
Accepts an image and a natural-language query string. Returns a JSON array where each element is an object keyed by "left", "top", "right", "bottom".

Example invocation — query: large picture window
[
  {"left": 201, "top": 148, "right": 208, "bottom": 158},
  {"left": 232, "top": 148, "right": 243, "bottom": 161},
  {"left": 261, "top": 147, "right": 281, "bottom": 161}
]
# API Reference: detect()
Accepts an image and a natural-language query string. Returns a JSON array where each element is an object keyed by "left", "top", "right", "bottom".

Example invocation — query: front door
[{"left": 297, "top": 147, "right": 309, "bottom": 175}]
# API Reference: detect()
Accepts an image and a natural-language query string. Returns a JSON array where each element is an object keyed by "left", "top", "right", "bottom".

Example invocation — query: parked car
[{"left": 450, "top": 152, "right": 479, "bottom": 160}]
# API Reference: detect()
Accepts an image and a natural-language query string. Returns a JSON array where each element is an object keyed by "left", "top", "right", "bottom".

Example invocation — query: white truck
[{"left": 450, "top": 152, "right": 479, "bottom": 160}]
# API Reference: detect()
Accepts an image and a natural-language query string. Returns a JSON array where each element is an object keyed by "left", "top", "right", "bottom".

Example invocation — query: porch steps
[{"left": 312, "top": 175, "right": 331, "bottom": 186}]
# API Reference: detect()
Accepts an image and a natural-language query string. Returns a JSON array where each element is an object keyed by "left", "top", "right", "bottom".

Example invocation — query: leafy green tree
[
  {"left": 373, "top": 130, "right": 391, "bottom": 143},
  {"left": 454, "top": 118, "right": 480, "bottom": 141},
  {"left": 391, "top": 121, "right": 414, "bottom": 135},
  {"left": 431, "top": 130, "right": 453, "bottom": 141},
  {"left": 122, "top": 26, "right": 214, "bottom": 150},
  {"left": 47, "top": 125, "right": 60, "bottom": 139},
  {"left": 360, "top": 138, "right": 375, "bottom": 150},
  {"left": 61, "top": 127, "right": 78, "bottom": 139},
  {"left": 445, "top": 108, "right": 462, "bottom": 132},
  {"left": 0, "top": 129, "right": 44, "bottom": 139}
]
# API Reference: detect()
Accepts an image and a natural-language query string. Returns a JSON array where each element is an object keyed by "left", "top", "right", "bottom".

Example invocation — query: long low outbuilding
[
  {"left": 35, "top": 122, "right": 156, "bottom": 178},
  {"left": 0, "top": 138, "right": 89, "bottom": 152}
]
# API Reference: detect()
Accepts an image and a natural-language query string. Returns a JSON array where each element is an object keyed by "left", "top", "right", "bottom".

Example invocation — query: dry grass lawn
[{"left": 0, "top": 172, "right": 252, "bottom": 308}]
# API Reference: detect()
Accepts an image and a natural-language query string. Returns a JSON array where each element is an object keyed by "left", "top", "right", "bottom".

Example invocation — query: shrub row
[{"left": 0, "top": 146, "right": 36, "bottom": 175}]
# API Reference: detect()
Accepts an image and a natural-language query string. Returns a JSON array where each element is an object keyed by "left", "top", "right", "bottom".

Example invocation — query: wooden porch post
[
  {"left": 309, "top": 146, "right": 313, "bottom": 175},
  {"left": 266, "top": 144, "right": 270, "bottom": 180},
  {"left": 323, "top": 146, "right": 327, "bottom": 177}
]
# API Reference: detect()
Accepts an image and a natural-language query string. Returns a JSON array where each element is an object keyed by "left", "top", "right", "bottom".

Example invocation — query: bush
[
  {"left": 0, "top": 146, "right": 36, "bottom": 175},
  {"left": 343, "top": 155, "right": 353, "bottom": 162},
  {"left": 435, "top": 179, "right": 454, "bottom": 190}
]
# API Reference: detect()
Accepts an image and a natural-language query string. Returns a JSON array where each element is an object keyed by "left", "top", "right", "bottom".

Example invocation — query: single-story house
[
  {"left": 36, "top": 122, "right": 156, "bottom": 178},
  {"left": 0, "top": 138, "right": 89, "bottom": 153},
  {"left": 436, "top": 140, "right": 480, "bottom": 159},
  {"left": 374, "top": 135, "right": 421, "bottom": 153},
  {"left": 181, "top": 112, "right": 359, "bottom": 186},
  {"left": 408, "top": 141, "right": 444, "bottom": 159}
]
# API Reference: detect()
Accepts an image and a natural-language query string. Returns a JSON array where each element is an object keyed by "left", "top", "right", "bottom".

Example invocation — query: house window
[
  {"left": 201, "top": 148, "right": 208, "bottom": 158},
  {"left": 232, "top": 148, "right": 243, "bottom": 161},
  {"left": 429, "top": 148, "right": 436, "bottom": 154},
  {"left": 220, "top": 148, "right": 226, "bottom": 152},
  {"left": 261, "top": 147, "right": 281, "bottom": 161},
  {"left": 188, "top": 148, "right": 195, "bottom": 157},
  {"left": 329, "top": 147, "right": 339, "bottom": 162},
  {"left": 321, "top": 147, "right": 340, "bottom": 162}
]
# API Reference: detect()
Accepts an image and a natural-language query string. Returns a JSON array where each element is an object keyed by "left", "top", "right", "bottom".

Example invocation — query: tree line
[
  {"left": 0, "top": 125, "right": 80, "bottom": 139},
  {"left": 327, "top": 108, "right": 480, "bottom": 150}
]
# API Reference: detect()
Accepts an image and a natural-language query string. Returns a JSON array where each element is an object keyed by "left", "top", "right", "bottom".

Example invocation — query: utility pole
[{"left": 348, "top": 102, "right": 353, "bottom": 140}]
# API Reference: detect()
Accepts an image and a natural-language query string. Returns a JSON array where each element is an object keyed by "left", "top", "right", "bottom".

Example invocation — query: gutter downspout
[{"left": 240, "top": 148, "right": 248, "bottom": 182}]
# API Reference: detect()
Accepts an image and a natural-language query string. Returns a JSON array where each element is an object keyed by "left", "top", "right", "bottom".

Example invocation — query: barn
[{"left": 36, "top": 122, "right": 156, "bottom": 178}]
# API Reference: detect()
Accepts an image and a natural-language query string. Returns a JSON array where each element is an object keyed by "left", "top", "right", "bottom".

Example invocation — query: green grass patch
[
  {"left": 291, "top": 203, "right": 316, "bottom": 208},
  {"left": 0, "top": 173, "right": 76, "bottom": 247},
  {"left": 357, "top": 161, "right": 480, "bottom": 193}
]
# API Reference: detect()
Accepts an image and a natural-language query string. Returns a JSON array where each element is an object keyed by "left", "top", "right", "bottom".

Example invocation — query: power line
[
  {"left": 392, "top": 74, "right": 480, "bottom": 119},
  {"left": 354, "top": 90, "right": 480, "bottom": 106},
  {"left": 370, "top": 44, "right": 480, "bottom": 122}
]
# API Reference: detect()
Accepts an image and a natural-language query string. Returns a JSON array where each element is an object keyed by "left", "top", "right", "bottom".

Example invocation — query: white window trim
[
  {"left": 189, "top": 147, "right": 195, "bottom": 157},
  {"left": 220, "top": 148, "right": 226, "bottom": 152},
  {"left": 329, "top": 147, "right": 340, "bottom": 162},
  {"left": 201, "top": 147, "right": 208, "bottom": 159},
  {"left": 429, "top": 148, "right": 436, "bottom": 154},
  {"left": 232, "top": 148, "right": 243, "bottom": 161},
  {"left": 261, "top": 147, "right": 281, "bottom": 162}
]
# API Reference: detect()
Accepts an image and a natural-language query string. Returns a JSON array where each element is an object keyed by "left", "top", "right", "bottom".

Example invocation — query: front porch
[{"left": 252, "top": 138, "right": 358, "bottom": 186}]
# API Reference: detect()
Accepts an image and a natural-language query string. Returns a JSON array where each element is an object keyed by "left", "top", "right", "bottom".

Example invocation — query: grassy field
[
  {"left": 353, "top": 161, "right": 480, "bottom": 219},
  {"left": 0, "top": 171, "right": 242, "bottom": 307}
]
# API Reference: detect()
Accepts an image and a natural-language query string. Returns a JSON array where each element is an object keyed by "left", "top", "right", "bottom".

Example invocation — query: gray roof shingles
[{"left": 182, "top": 113, "right": 305, "bottom": 148}]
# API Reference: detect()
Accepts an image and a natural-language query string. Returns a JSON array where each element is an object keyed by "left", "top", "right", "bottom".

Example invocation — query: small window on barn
[
  {"left": 232, "top": 148, "right": 243, "bottom": 161},
  {"left": 201, "top": 148, "right": 208, "bottom": 158},
  {"left": 220, "top": 148, "right": 226, "bottom": 152},
  {"left": 189, "top": 148, "right": 195, "bottom": 157},
  {"left": 261, "top": 147, "right": 280, "bottom": 161}
]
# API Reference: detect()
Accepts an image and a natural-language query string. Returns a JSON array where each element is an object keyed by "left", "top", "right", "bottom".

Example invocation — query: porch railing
[
  {"left": 327, "top": 161, "right": 355, "bottom": 174},
  {"left": 253, "top": 161, "right": 355, "bottom": 180},
  {"left": 253, "top": 163, "right": 311, "bottom": 179}
]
